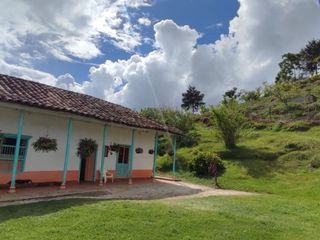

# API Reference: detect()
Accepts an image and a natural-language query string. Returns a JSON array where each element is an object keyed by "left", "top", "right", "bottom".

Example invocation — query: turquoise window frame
[{"left": 0, "top": 133, "right": 32, "bottom": 173}]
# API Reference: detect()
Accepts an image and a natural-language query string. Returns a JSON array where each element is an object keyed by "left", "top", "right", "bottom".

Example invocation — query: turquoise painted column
[
  {"left": 61, "top": 118, "right": 73, "bottom": 189},
  {"left": 99, "top": 125, "right": 108, "bottom": 186},
  {"left": 152, "top": 132, "right": 159, "bottom": 177},
  {"left": 9, "top": 110, "right": 24, "bottom": 193},
  {"left": 172, "top": 135, "right": 177, "bottom": 177},
  {"left": 128, "top": 128, "right": 136, "bottom": 184}
]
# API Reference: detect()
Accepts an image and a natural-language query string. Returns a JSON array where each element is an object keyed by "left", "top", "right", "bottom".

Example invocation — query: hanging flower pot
[
  {"left": 109, "top": 143, "right": 121, "bottom": 153},
  {"left": 77, "top": 138, "right": 97, "bottom": 159},
  {"left": 32, "top": 137, "right": 58, "bottom": 152},
  {"left": 135, "top": 147, "right": 143, "bottom": 154}
]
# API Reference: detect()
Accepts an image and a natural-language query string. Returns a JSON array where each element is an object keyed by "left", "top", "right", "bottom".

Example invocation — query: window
[
  {"left": 0, "top": 134, "right": 31, "bottom": 173},
  {"left": 117, "top": 146, "right": 130, "bottom": 164}
]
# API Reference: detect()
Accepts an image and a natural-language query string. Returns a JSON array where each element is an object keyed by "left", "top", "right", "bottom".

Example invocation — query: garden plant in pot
[{"left": 32, "top": 136, "right": 58, "bottom": 152}]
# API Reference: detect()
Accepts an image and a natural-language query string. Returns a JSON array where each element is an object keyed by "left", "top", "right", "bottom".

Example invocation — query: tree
[
  {"left": 276, "top": 53, "right": 303, "bottom": 82},
  {"left": 181, "top": 85, "right": 205, "bottom": 113},
  {"left": 300, "top": 39, "right": 320, "bottom": 75},
  {"left": 223, "top": 87, "right": 241, "bottom": 104},
  {"left": 211, "top": 100, "right": 245, "bottom": 149},
  {"left": 276, "top": 39, "right": 320, "bottom": 82}
]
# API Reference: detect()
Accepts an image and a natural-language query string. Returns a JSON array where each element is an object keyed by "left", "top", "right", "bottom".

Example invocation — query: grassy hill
[
  {"left": 243, "top": 75, "right": 320, "bottom": 125},
  {"left": 157, "top": 76, "right": 320, "bottom": 201}
]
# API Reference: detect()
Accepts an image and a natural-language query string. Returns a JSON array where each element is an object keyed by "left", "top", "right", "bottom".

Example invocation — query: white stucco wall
[{"left": 0, "top": 104, "right": 156, "bottom": 176}]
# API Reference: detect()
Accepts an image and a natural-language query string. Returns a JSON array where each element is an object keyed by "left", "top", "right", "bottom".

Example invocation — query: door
[
  {"left": 116, "top": 146, "right": 130, "bottom": 177},
  {"left": 79, "top": 151, "right": 96, "bottom": 182}
]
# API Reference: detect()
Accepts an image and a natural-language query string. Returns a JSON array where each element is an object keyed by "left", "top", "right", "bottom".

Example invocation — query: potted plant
[
  {"left": 77, "top": 138, "right": 97, "bottom": 159},
  {"left": 32, "top": 136, "right": 58, "bottom": 152},
  {"left": 135, "top": 147, "right": 143, "bottom": 154},
  {"left": 108, "top": 143, "right": 121, "bottom": 155}
]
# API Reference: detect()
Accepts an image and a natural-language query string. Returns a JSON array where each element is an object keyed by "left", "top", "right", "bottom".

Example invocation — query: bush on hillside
[
  {"left": 178, "top": 130, "right": 201, "bottom": 148},
  {"left": 310, "top": 153, "right": 320, "bottom": 169},
  {"left": 284, "top": 121, "right": 311, "bottom": 131},
  {"left": 157, "top": 150, "right": 193, "bottom": 172},
  {"left": 189, "top": 151, "right": 225, "bottom": 177},
  {"left": 211, "top": 100, "right": 245, "bottom": 149}
]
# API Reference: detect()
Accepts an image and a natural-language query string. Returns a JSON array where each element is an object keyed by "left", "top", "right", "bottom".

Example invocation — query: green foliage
[
  {"left": 240, "top": 88, "right": 262, "bottom": 102},
  {"left": 276, "top": 39, "right": 320, "bottom": 82},
  {"left": 222, "top": 87, "right": 241, "bottom": 103},
  {"left": 32, "top": 137, "right": 58, "bottom": 152},
  {"left": 157, "top": 154, "right": 172, "bottom": 171},
  {"left": 178, "top": 130, "right": 201, "bottom": 148},
  {"left": 310, "top": 153, "right": 320, "bottom": 168},
  {"left": 189, "top": 151, "right": 225, "bottom": 177},
  {"left": 181, "top": 85, "right": 205, "bottom": 113},
  {"left": 141, "top": 108, "right": 200, "bottom": 151},
  {"left": 284, "top": 121, "right": 310, "bottom": 132},
  {"left": 77, "top": 138, "right": 97, "bottom": 159},
  {"left": 211, "top": 101, "right": 245, "bottom": 149}
]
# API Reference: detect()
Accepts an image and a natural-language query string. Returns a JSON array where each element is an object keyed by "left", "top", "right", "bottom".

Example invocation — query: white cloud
[
  {"left": 0, "top": 0, "right": 151, "bottom": 63},
  {"left": 2, "top": 0, "right": 320, "bottom": 110},
  {"left": 83, "top": 0, "right": 320, "bottom": 108},
  {"left": 138, "top": 17, "right": 152, "bottom": 26},
  {"left": 0, "top": 60, "right": 57, "bottom": 85}
]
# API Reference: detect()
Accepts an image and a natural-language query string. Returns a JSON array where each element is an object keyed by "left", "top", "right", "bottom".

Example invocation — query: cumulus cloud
[
  {"left": 138, "top": 17, "right": 152, "bottom": 26},
  {"left": 0, "top": 0, "right": 151, "bottom": 63},
  {"left": 84, "top": 0, "right": 320, "bottom": 108},
  {"left": 1, "top": 0, "right": 320, "bottom": 110},
  {"left": 0, "top": 60, "right": 57, "bottom": 85}
]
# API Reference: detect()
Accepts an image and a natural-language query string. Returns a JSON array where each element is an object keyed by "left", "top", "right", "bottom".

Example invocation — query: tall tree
[
  {"left": 300, "top": 39, "right": 320, "bottom": 75},
  {"left": 181, "top": 85, "right": 205, "bottom": 113},
  {"left": 222, "top": 87, "right": 240, "bottom": 104}
]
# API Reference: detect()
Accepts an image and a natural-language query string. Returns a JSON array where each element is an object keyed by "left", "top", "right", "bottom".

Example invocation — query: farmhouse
[{"left": 0, "top": 74, "right": 180, "bottom": 193}]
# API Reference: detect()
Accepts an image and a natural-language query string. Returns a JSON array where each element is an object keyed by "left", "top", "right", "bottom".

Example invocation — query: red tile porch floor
[{"left": 0, "top": 178, "right": 203, "bottom": 206}]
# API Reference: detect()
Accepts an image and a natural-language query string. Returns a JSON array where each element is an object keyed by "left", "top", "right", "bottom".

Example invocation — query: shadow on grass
[
  {"left": 218, "top": 146, "right": 286, "bottom": 178},
  {"left": 0, "top": 198, "right": 102, "bottom": 223}
]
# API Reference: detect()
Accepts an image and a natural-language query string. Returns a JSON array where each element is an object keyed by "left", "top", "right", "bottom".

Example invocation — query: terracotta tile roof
[{"left": 0, "top": 74, "right": 182, "bottom": 134}]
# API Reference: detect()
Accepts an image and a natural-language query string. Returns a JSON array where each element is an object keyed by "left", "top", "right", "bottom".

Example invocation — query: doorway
[
  {"left": 116, "top": 146, "right": 130, "bottom": 177},
  {"left": 79, "top": 150, "right": 97, "bottom": 182}
]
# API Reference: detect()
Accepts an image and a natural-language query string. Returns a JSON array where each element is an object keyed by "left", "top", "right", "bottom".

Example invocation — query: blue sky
[
  {"left": 1, "top": 0, "right": 320, "bottom": 108},
  {"left": 34, "top": 0, "right": 239, "bottom": 83}
]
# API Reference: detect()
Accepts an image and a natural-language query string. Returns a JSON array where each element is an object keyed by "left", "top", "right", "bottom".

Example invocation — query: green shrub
[
  {"left": 287, "top": 102, "right": 304, "bottom": 111},
  {"left": 157, "top": 150, "right": 193, "bottom": 172},
  {"left": 176, "top": 149, "right": 193, "bottom": 171},
  {"left": 272, "top": 122, "right": 285, "bottom": 131},
  {"left": 312, "top": 112, "right": 320, "bottom": 120},
  {"left": 211, "top": 100, "right": 245, "bottom": 149},
  {"left": 310, "top": 153, "right": 320, "bottom": 169},
  {"left": 279, "top": 151, "right": 309, "bottom": 162},
  {"left": 157, "top": 154, "right": 172, "bottom": 171},
  {"left": 249, "top": 122, "right": 270, "bottom": 130},
  {"left": 189, "top": 151, "right": 225, "bottom": 177},
  {"left": 283, "top": 140, "right": 316, "bottom": 152},
  {"left": 178, "top": 130, "right": 201, "bottom": 148},
  {"left": 284, "top": 121, "right": 310, "bottom": 131}
]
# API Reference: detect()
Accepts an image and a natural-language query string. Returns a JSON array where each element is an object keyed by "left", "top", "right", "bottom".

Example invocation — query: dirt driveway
[{"left": 0, "top": 179, "right": 257, "bottom": 206}]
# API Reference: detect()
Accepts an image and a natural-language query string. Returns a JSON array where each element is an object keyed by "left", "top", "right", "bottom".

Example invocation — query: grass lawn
[{"left": 1, "top": 126, "right": 320, "bottom": 239}]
